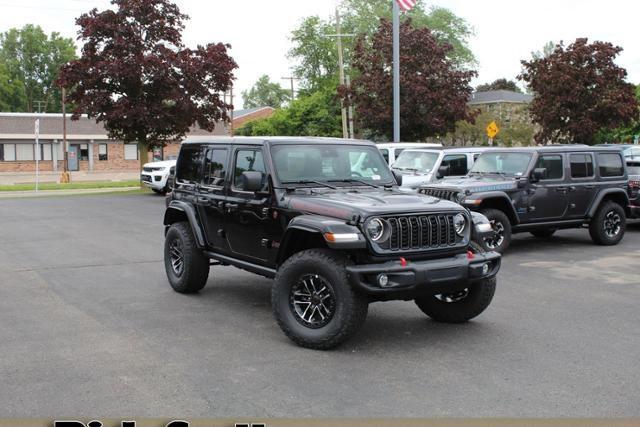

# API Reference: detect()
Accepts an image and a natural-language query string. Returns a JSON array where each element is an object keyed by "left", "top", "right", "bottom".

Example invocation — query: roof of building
[
  {"left": 469, "top": 90, "right": 533, "bottom": 105},
  {"left": 0, "top": 112, "right": 228, "bottom": 140},
  {"left": 233, "top": 106, "right": 275, "bottom": 119}
]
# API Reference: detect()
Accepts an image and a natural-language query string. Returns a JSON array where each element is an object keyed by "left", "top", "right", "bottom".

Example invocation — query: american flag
[{"left": 396, "top": 0, "right": 417, "bottom": 12}]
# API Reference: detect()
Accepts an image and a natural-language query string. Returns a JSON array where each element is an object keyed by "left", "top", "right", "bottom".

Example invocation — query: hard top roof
[
  {"left": 182, "top": 136, "right": 374, "bottom": 146},
  {"left": 399, "top": 146, "right": 493, "bottom": 154},
  {"left": 477, "top": 145, "right": 623, "bottom": 153}
]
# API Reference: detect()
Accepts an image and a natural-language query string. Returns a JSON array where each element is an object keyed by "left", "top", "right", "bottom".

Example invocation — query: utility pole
[
  {"left": 34, "top": 100, "right": 47, "bottom": 113},
  {"left": 281, "top": 76, "right": 298, "bottom": 103},
  {"left": 393, "top": 0, "right": 401, "bottom": 142},
  {"left": 61, "top": 87, "right": 70, "bottom": 183},
  {"left": 323, "top": 8, "right": 355, "bottom": 139},
  {"left": 346, "top": 75, "right": 355, "bottom": 139},
  {"left": 223, "top": 89, "right": 235, "bottom": 136}
]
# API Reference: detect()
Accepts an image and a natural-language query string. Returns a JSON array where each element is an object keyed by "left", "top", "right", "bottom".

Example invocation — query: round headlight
[
  {"left": 453, "top": 213, "right": 467, "bottom": 236},
  {"left": 365, "top": 218, "right": 386, "bottom": 241},
  {"left": 455, "top": 192, "right": 466, "bottom": 203}
]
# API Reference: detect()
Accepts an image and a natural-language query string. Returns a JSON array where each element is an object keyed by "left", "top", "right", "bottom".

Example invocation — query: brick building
[
  {"left": 232, "top": 106, "right": 275, "bottom": 130},
  {"left": 0, "top": 112, "right": 228, "bottom": 173}
]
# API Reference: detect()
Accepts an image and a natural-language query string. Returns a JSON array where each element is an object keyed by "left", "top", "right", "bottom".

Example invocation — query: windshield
[
  {"left": 393, "top": 150, "right": 440, "bottom": 172},
  {"left": 272, "top": 144, "right": 394, "bottom": 185},
  {"left": 471, "top": 152, "right": 533, "bottom": 176}
]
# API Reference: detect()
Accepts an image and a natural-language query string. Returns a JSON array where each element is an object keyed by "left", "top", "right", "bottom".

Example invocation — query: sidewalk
[
  {"left": 0, "top": 186, "right": 141, "bottom": 198},
  {"left": 0, "top": 170, "right": 139, "bottom": 185}
]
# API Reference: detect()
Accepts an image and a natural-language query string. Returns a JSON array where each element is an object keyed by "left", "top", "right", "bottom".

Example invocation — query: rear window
[
  {"left": 626, "top": 163, "right": 640, "bottom": 175},
  {"left": 175, "top": 145, "right": 203, "bottom": 184},
  {"left": 598, "top": 153, "right": 624, "bottom": 177}
]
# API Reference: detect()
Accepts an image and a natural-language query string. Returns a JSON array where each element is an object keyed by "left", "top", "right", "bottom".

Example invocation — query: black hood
[
  {"left": 282, "top": 188, "right": 465, "bottom": 220},
  {"left": 422, "top": 174, "right": 520, "bottom": 195}
]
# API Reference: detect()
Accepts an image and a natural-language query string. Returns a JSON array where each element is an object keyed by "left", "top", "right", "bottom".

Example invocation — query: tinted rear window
[
  {"left": 570, "top": 153, "right": 594, "bottom": 178},
  {"left": 176, "top": 145, "right": 203, "bottom": 184},
  {"left": 598, "top": 153, "right": 624, "bottom": 177}
]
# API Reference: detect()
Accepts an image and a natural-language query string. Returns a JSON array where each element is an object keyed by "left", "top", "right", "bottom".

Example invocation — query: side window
[
  {"left": 202, "top": 148, "right": 227, "bottom": 186},
  {"left": 233, "top": 148, "right": 267, "bottom": 191},
  {"left": 570, "top": 153, "right": 594, "bottom": 179},
  {"left": 534, "top": 155, "right": 564, "bottom": 180},
  {"left": 598, "top": 153, "right": 624, "bottom": 177},
  {"left": 380, "top": 149, "right": 389, "bottom": 163},
  {"left": 441, "top": 154, "right": 468, "bottom": 176},
  {"left": 175, "top": 146, "right": 203, "bottom": 184}
]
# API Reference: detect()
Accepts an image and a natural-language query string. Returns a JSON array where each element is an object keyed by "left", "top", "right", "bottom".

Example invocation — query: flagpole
[{"left": 393, "top": 0, "right": 400, "bottom": 142}]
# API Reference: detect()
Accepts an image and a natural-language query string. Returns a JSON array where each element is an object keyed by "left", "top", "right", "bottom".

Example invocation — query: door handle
[
  {"left": 556, "top": 187, "right": 568, "bottom": 192},
  {"left": 197, "top": 196, "right": 210, "bottom": 204},
  {"left": 225, "top": 203, "right": 239, "bottom": 212},
  {"left": 585, "top": 185, "right": 595, "bottom": 189}
]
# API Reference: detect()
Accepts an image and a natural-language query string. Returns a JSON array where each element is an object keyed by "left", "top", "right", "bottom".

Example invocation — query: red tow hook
[
  {"left": 399, "top": 257, "right": 408, "bottom": 267},
  {"left": 467, "top": 251, "right": 475, "bottom": 260}
]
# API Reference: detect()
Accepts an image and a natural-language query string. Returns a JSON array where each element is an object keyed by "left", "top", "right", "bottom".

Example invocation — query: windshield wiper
[
  {"left": 281, "top": 180, "right": 337, "bottom": 189},
  {"left": 328, "top": 178, "right": 381, "bottom": 188},
  {"left": 394, "top": 167, "right": 419, "bottom": 172}
]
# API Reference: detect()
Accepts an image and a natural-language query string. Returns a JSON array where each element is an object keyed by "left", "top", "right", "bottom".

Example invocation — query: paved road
[{"left": 0, "top": 194, "right": 638, "bottom": 417}]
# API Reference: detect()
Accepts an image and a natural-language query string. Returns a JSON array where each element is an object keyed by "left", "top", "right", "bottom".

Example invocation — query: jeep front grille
[
  {"left": 379, "top": 214, "right": 459, "bottom": 252},
  {"left": 420, "top": 188, "right": 458, "bottom": 201}
]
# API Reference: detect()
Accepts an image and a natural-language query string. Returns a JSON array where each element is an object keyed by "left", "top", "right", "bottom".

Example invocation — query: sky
[{"left": 1, "top": 0, "right": 639, "bottom": 109}]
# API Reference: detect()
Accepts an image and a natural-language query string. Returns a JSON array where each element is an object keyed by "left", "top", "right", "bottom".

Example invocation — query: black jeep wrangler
[
  {"left": 163, "top": 137, "right": 501, "bottom": 349},
  {"left": 419, "top": 146, "right": 630, "bottom": 253}
]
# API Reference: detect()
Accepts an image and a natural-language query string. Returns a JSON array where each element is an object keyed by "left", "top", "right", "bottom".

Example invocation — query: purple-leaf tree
[
  {"left": 57, "top": 0, "right": 237, "bottom": 167},
  {"left": 345, "top": 19, "right": 477, "bottom": 141},
  {"left": 519, "top": 38, "right": 638, "bottom": 145}
]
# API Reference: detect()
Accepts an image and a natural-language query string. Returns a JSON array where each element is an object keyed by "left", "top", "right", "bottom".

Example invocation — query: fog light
[
  {"left": 378, "top": 274, "right": 389, "bottom": 287},
  {"left": 482, "top": 263, "right": 490, "bottom": 275}
]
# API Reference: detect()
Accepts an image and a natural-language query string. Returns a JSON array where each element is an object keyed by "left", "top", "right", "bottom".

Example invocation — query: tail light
[{"left": 629, "top": 180, "right": 640, "bottom": 190}]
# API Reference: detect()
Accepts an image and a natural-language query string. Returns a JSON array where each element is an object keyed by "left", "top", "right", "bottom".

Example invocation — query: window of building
[
  {"left": 534, "top": 155, "right": 564, "bottom": 180},
  {"left": 175, "top": 145, "right": 203, "bottom": 184},
  {"left": 98, "top": 144, "right": 108, "bottom": 161},
  {"left": 570, "top": 153, "right": 594, "bottom": 179},
  {"left": 202, "top": 148, "right": 227, "bottom": 186},
  {"left": 79, "top": 143, "right": 89, "bottom": 161},
  {"left": 124, "top": 143, "right": 138, "bottom": 160},
  {"left": 598, "top": 153, "right": 624, "bottom": 177},
  {"left": 2, "top": 144, "right": 16, "bottom": 161},
  {"left": 441, "top": 154, "right": 468, "bottom": 176},
  {"left": 42, "top": 143, "right": 52, "bottom": 161},
  {"left": 16, "top": 144, "right": 34, "bottom": 161},
  {"left": 233, "top": 149, "right": 267, "bottom": 191}
]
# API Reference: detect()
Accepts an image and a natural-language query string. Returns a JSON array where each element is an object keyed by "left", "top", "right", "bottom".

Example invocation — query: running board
[
  {"left": 512, "top": 219, "right": 585, "bottom": 232},
  {"left": 204, "top": 251, "right": 277, "bottom": 279}
]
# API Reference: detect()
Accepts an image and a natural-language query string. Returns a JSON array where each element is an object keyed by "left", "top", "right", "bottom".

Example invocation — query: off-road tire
[
  {"left": 589, "top": 201, "right": 626, "bottom": 246},
  {"left": 530, "top": 229, "right": 556, "bottom": 238},
  {"left": 480, "top": 208, "right": 512, "bottom": 253},
  {"left": 272, "top": 249, "right": 368, "bottom": 350},
  {"left": 414, "top": 241, "right": 496, "bottom": 323},
  {"left": 164, "top": 222, "right": 209, "bottom": 293}
]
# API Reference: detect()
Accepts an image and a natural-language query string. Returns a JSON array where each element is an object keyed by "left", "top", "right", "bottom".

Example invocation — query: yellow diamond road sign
[{"left": 486, "top": 121, "right": 500, "bottom": 139}]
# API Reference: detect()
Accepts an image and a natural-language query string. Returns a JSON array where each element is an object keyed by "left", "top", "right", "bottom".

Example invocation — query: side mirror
[
  {"left": 392, "top": 170, "right": 403, "bottom": 186},
  {"left": 530, "top": 168, "right": 546, "bottom": 183},
  {"left": 436, "top": 165, "right": 450, "bottom": 179},
  {"left": 239, "top": 171, "right": 264, "bottom": 192}
]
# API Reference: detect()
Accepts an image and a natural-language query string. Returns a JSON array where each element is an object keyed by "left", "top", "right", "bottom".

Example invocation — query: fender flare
[
  {"left": 464, "top": 192, "right": 520, "bottom": 225},
  {"left": 163, "top": 200, "right": 207, "bottom": 248},
  {"left": 277, "top": 215, "right": 366, "bottom": 262},
  {"left": 587, "top": 188, "right": 630, "bottom": 218}
]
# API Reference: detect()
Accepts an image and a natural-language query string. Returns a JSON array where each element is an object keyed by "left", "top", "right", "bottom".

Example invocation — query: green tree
[
  {"left": 289, "top": 0, "right": 475, "bottom": 90},
  {"left": 236, "top": 81, "right": 342, "bottom": 137},
  {"left": 0, "top": 63, "right": 26, "bottom": 111},
  {"left": 0, "top": 24, "right": 76, "bottom": 112},
  {"left": 476, "top": 78, "right": 522, "bottom": 93},
  {"left": 241, "top": 75, "right": 291, "bottom": 109}
]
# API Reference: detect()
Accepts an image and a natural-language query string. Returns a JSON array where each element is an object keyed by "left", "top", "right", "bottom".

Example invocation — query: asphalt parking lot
[{"left": 0, "top": 193, "right": 638, "bottom": 418}]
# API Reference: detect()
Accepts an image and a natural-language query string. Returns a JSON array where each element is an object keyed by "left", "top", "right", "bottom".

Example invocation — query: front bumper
[
  {"left": 141, "top": 172, "right": 168, "bottom": 190},
  {"left": 346, "top": 250, "right": 501, "bottom": 300}
]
